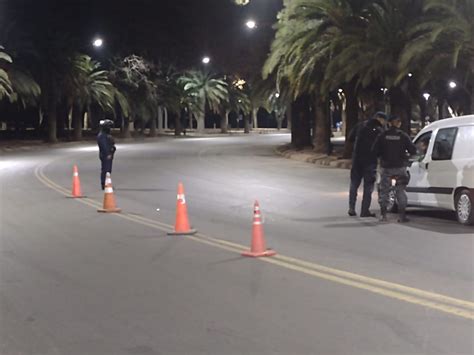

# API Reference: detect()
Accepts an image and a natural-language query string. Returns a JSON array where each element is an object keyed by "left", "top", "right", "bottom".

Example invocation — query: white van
[{"left": 396, "top": 115, "right": 473, "bottom": 225}]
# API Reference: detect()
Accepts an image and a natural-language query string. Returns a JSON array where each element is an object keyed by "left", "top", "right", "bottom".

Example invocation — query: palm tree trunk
[
  {"left": 164, "top": 107, "right": 169, "bottom": 129},
  {"left": 313, "top": 96, "right": 330, "bottom": 154},
  {"left": 286, "top": 104, "right": 292, "bottom": 130},
  {"left": 149, "top": 114, "right": 157, "bottom": 137},
  {"left": 252, "top": 107, "right": 258, "bottom": 129},
  {"left": 47, "top": 93, "right": 58, "bottom": 143},
  {"left": 244, "top": 113, "right": 250, "bottom": 134},
  {"left": 276, "top": 112, "right": 284, "bottom": 130},
  {"left": 291, "top": 96, "right": 312, "bottom": 149},
  {"left": 342, "top": 80, "right": 359, "bottom": 158},
  {"left": 196, "top": 103, "right": 205, "bottom": 133},
  {"left": 220, "top": 109, "right": 228, "bottom": 134},
  {"left": 174, "top": 113, "right": 182, "bottom": 136},
  {"left": 72, "top": 103, "right": 83, "bottom": 141},
  {"left": 122, "top": 117, "right": 132, "bottom": 138},
  {"left": 157, "top": 106, "right": 164, "bottom": 133}
]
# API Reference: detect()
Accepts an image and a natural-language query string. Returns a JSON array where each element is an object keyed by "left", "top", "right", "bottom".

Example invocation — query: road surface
[{"left": 1, "top": 134, "right": 473, "bottom": 354}]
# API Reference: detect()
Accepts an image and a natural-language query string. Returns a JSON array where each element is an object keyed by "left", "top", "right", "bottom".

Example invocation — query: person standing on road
[
  {"left": 372, "top": 115, "right": 417, "bottom": 223},
  {"left": 348, "top": 112, "right": 387, "bottom": 217},
  {"left": 97, "top": 119, "right": 116, "bottom": 190}
]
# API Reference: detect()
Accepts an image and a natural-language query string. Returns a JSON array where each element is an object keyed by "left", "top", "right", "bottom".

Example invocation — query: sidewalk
[
  {"left": 275, "top": 142, "right": 352, "bottom": 170},
  {"left": 0, "top": 128, "right": 289, "bottom": 153}
]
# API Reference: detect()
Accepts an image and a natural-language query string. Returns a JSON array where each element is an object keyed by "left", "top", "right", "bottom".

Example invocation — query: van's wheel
[
  {"left": 455, "top": 189, "right": 473, "bottom": 225},
  {"left": 386, "top": 187, "right": 398, "bottom": 213}
]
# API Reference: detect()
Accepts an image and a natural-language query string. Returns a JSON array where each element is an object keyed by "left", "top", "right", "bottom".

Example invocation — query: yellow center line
[{"left": 34, "top": 161, "right": 474, "bottom": 320}]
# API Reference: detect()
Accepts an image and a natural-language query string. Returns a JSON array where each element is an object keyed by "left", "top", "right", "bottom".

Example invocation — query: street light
[
  {"left": 423, "top": 93, "right": 430, "bottom": 101},
  {"left": 275, "top": 92, "right": 280, "bottom": 98},
  {"left": 449, "top": 81, "right": 457, "bottom": 89},
  {"left": 408, "top": 72, "right": 413, "bottom": 77},
  {"left": 202, "top": 56, "right": 210, "bottom": 64},
  {"left": 92, "top": 37, "right": 103, "bottom": 48},
  {"left": 246, "top": 20, "right": 257, "bottom": 29}
]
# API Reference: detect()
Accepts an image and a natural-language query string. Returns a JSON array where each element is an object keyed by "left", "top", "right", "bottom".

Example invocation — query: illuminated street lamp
[
  {"left": 92, "top": 37, "right": 103, "bottom": 48},
  {"left": 275, "top": 92, "right": 280, "bottom": 98},
  {"left": 246, "top": 20, "right": 257, "bottom": 29},
  {"left": 449, "top": 81, "right": 457, "bottom": 89},
  {"left": 202, "top": 56, "right": 211, "bottom": 64},
  {"left": 423, "top": 93, "right": 430, "bottom": 101}
]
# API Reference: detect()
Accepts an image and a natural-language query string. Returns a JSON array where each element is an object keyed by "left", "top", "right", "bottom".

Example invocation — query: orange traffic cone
[
  {"left": 97, "top": 173, "right": 121, "bottom": 213},
  {"left": 167, "top": 182, "right": 197, "bottom": 235},
  {"left": 242, "top": 201, "right": 276, "bottom": 257},
  {"left": 69, "top": 165, "right": 85, "bottom": 198}
]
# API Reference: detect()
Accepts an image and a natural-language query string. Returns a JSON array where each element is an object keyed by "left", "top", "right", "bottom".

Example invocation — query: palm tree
[
  {"left": 264, "top": 0, "right": 331, "bottom": 152},
  {"left": 0, "top": 46, "right": 13, "bottom": 100},
  {"left": 65, "top": 55, "right": 124, "bottom": 140},
  {"left": 400, "top": 0, "right": 474, "bottom": 114},
  {"left": 220, "top": 77, "right": 251, "bottom": 133},
  {"left": 179, "top": 70, "right": 228, "bottom": 133}
]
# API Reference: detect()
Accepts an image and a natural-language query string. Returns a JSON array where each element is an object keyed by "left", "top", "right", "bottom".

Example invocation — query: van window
[
  {"left": 414, "top": 131, "right": 432, "bottom": 159},
  {"left": 432, "top": 127, "right": 457, "bottom": 161}
]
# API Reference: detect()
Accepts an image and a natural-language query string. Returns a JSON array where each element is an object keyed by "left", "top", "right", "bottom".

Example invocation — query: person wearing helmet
[
  {"left": 97, "top": 119, "right": 116, "bottom": 190},
  {"left": 372, "top": 115, "right": 417, "bottom": 222}
]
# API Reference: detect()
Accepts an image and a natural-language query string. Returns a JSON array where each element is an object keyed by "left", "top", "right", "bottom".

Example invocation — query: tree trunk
[
  {"left": 220, "top": 109, "right": 228, "bottom": 134},
  {"left": 286, "top": 104, "right": 292, "bottom": 130},
  {"left": 291, "top": 95, "right": 312, "bottom": 149},
  {"left": 252, "top": 107, "right": 258, "bottom": 129},
  {"left": 157, "top": 106, "right": 164, "bottom": 133},
  {"left": 72, "top": 103, "right": 83, "bottom": 141},
  {"left": 122, "top": 117, "right": 131, "bottom": 138},
  {"left": 276, "top": 113, "right": 283, "bottom": 130},
  {"left": 313, "top": 96, "right": 330, "bottom": 154},
  {"left": 244, "top": 113, "right": 250, "bottom": 133},
  {"left": 149, "top": 114, "right": 157, "bottom": 137},
  {"left": 342, "top": 80, "right": 359, "bottom": 158},
  {"left": 47, "top": 93, "right": 58, "bottom": 143},
  {"left": 196, "top": 103, "right": 205, "bottom": 133},
  {"left": 164, "top": 107, "right": 169, "bottom": 129},
  {"left": 174, "top": 113, "right": 182, "bottom": 136}
]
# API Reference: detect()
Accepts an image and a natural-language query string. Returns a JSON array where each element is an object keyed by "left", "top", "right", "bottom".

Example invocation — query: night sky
[{"left": 1, "top": 0, "right": 283, "bottom": 76}]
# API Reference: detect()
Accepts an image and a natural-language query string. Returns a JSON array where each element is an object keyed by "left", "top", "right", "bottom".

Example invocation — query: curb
[{"left": 275, "top": 144, "right": 352, "bottom": 170}]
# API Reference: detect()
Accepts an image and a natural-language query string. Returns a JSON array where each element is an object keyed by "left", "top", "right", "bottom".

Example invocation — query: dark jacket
[
  {"left": 97, "top": 130, "right": 116, "bottom": 159},
  {"left": 349, "top": 118, "right": 384, "bottom": 165},
  {"left": 372, "top": 126, "right": 416, "bottom": 168}
]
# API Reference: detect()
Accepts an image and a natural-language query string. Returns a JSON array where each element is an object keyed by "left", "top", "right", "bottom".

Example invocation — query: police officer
[
  {"left": 372, "top": 115, "right": 417, "bottom": 222},
  {"left": 347, "top": 112, "right": 387, "bottom": 217},
  {"left": 97, "top": 119, "right": 116, "bottom": 190}
]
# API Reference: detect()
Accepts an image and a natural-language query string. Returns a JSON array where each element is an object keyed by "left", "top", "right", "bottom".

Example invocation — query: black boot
[{"left": 379, "top": 207, "right": 387, "bottom": 222}]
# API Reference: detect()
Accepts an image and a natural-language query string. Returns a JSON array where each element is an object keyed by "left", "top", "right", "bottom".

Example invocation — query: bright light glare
[
  {"left": 338, "top": 88, "right": 343, "bottom": 93},
  {"left": 423, "top": 93, "right": 430, "bottom": 101},
  {"left": 408, "top": 72, "right": 413, "bottom": 77},
  {"left": 275, "top": 92, "right": 280, "bottom": 98},
  {"left": 93, "top": 38, "right": 103, "bottom": 47},
  {"left": 449, "top": 81, "right": 457, "bottom": 89},
  {"left": 202, "top": 56, "right": 210, "bottom": 64},
  {"left": 246, "top": 20, "right": 257, "bottom": 29}
]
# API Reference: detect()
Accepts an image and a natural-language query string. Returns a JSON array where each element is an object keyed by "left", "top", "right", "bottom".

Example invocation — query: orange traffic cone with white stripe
[
  {"left": 70, "top": 165, "right": 85, "bottom": 198},
  {"left": 97, "top": 172, "right": 121, "bottom": 213},
  {"left": 242, "top": 201, "right": 276, "bottom": 257},
  {"left": 167, "top": 182, "right": 197, "bottom": 235}
]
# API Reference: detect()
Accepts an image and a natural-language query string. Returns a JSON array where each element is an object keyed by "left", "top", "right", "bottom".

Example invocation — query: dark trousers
[
  {"left": 100, "top": 157, "right": 113, "bottom": 189},
  {"left": 349, "top": 162, "right": 376, "bottom": 213}
]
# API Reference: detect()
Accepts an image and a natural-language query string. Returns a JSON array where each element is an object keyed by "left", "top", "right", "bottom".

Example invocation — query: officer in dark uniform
[
  {"left": 97, "top": 119, "right": 116, "bottom": 190},
  {"left": 347, "top": 112, "right": 387, "bottom": 217},
  {"left": 372, "top": 115, "right": 417, "bottom": 222}
]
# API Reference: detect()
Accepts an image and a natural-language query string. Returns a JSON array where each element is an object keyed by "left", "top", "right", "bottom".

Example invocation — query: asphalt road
[{"left": 1, "top": 134, "right": 473, "bottom": 355}]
